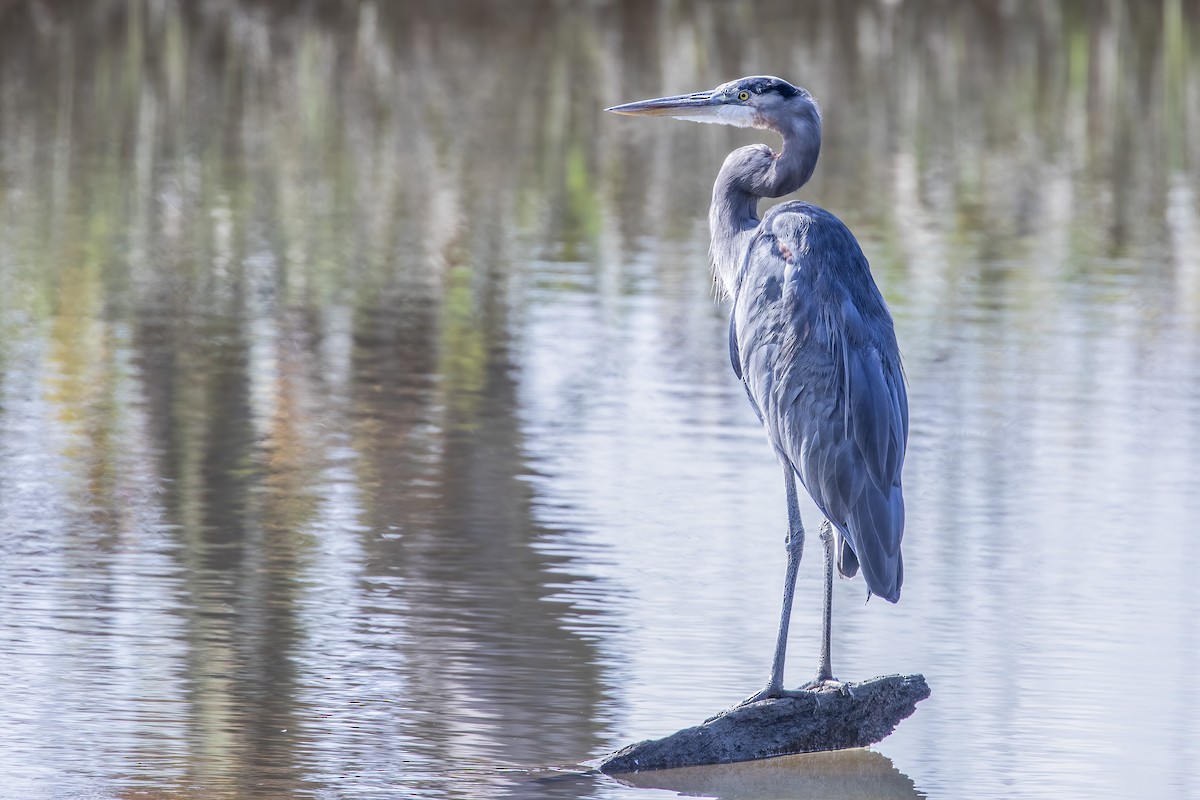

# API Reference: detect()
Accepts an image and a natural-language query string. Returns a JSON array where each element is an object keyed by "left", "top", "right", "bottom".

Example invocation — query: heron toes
[
  {"left": 735, "top": 681, "right": 841, "bottom": 709},
  {"left": 735, "top": 686, "right": 804, "bottom": 709}
]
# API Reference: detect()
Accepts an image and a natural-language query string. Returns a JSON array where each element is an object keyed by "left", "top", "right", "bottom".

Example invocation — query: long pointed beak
[{"left": 605, "top": 90, "right": 720, "bottom": 118}]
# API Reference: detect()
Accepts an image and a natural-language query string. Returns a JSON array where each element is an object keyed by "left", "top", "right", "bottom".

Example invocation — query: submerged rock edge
[{"left": 598, "top": 673, "right": 930, "bottom": 774}]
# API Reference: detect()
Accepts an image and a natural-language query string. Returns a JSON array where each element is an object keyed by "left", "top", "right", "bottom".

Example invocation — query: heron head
[{"left": 605, "top": 75, "right": 816, "bottom": 131}]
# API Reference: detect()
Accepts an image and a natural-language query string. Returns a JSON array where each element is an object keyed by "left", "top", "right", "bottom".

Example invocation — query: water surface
[{"left": 1, "top": 1, "right": 1199, "bottom": 798}]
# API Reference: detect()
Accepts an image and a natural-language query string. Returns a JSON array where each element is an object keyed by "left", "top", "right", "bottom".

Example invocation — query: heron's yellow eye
[{"left": 737, "top": 91, "right": 750, "bottom": 101}]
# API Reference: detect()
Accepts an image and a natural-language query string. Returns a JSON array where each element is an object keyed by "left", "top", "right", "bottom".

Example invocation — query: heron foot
[{"left": 735, "top": 685, "right": 812, "bottom": 708}]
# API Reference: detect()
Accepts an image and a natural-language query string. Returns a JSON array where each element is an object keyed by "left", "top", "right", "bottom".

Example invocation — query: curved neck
[{"left": 709, "top": 106, "right": 821, "bottom": 296}]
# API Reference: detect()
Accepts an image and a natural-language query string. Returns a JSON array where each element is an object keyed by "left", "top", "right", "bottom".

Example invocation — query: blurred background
[{"left": 0, "top": 1, "right": 1198, "bottom": 798}]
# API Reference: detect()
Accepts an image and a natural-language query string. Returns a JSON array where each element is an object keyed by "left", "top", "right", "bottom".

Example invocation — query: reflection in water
[
  {"left": 612, "top": 749, "right": 921, "bottom": 800},
  {"left": 0, "top": 1, "right": 1198, "bottom": 798}
]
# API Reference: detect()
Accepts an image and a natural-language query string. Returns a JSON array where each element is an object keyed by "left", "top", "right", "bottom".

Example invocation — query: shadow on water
[
  {"left": 608, "top": 749, "right": 921, "bottom": 800},
  {"left": 0, "top": 0, "right": 1198, "bottom": 798},
  {"left": 465, "top": 749, "right": 922, "bottom": 800}
]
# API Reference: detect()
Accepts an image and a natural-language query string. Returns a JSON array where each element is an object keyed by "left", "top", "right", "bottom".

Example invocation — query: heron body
[
  {"left": 730, "top": 201, "right": 907, "bottom": 602},
  {"left": 608, "top": 76, "right": 908, "bottom": 697}
]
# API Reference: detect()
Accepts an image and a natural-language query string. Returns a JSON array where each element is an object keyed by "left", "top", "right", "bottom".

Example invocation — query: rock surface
[{"left": 598, "top": 674, "right": 930, "bottom": 774}]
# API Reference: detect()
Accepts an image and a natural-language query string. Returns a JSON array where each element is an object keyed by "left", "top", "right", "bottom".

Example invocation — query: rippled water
[{"left": 1, "top": 1, "right": 1199, "bottom": 798}]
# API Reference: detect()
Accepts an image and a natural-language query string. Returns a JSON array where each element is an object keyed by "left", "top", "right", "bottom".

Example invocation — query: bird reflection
[{"left": 608, "top": 748, "right": 923, "bottom": 800}]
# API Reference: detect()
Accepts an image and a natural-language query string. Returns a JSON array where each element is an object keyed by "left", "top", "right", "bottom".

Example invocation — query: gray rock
[{"left": 598, "top": 674, "right": 929, "bottom": 774}]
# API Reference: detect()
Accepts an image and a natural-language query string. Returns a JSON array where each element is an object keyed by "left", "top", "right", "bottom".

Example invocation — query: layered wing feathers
[{"left": 730, "top": 203, "right": 907, "bottom": 601}]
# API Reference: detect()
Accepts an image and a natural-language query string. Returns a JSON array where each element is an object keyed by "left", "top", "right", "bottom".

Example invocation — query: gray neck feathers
[{"left": 708, "top": 102, "right": 821, "bottom": 297}]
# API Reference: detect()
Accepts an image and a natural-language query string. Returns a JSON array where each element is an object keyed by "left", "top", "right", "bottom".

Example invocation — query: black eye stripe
[{"left": 737, "top": 78, "right": 801, "bottom": 98}]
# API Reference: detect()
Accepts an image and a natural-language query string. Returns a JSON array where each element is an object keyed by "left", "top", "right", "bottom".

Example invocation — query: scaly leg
[
  {"left": 799, "top": 521, "right": 852, "bottom": 693},
  {"left": 741, "top": 466, "right": 805, "bottom": 704},
  {"left": 814, "top": 520, "right": 835, "bottom": 683}
]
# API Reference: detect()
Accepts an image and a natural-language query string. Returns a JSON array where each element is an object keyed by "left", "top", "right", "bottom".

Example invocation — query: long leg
[
  {"left": 814, "top": 520, "right": 835, "bottom": 682},
  {"left": 743, "top": 465, "right": 805, "bottom": 702}
]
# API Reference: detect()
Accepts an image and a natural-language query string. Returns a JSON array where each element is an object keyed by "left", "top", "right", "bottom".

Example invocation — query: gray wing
[{"left": 731, "top": 204, "right": 907, "bottom": 602}]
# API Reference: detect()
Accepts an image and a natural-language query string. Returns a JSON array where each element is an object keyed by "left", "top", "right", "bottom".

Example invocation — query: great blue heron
[{"left": 607, "top": 76, "right": 907, "bottom": 701}]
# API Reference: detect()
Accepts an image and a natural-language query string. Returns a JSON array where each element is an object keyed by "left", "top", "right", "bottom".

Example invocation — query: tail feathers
[{"left": 842, "top": 484, "right": 904, "bottom": 603}]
